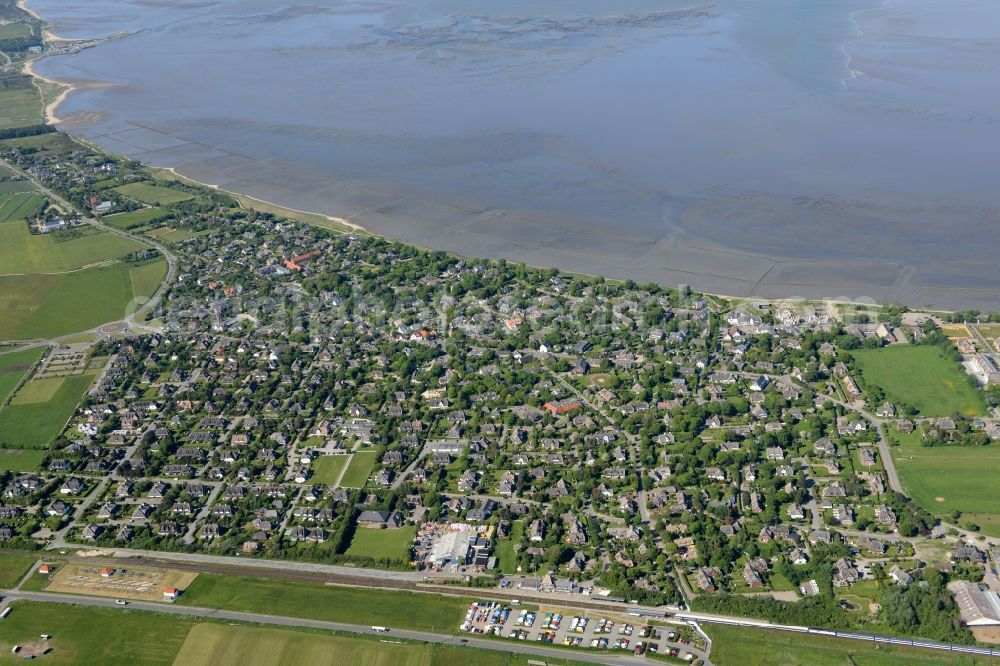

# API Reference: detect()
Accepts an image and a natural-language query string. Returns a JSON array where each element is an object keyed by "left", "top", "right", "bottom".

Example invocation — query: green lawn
[
  {"left": 496, "top": 520, "right": 523, "bottom": 574},
  {"left": 113, "top": 182, "right": 194, "bottom": 206},
  {"left": 0, "top": 601, "right": 195, "bottom": 665},
  {"left": 851, "top": 346, "right": 986, "bottom": 417},
  {"left": 0, "top": 552, "right": 36, "bottom": 587},
  {"left": 345, "top": 525, "right": 416, "bottom": 561},
  {"left": 340, "top": 450, "right": 378, "bottom": 488},
  {"left": 102, "top": 207, "right": 170, "bottom": 230},
  {"left": 0, "top": 371, "right": 95, "bottom": 448},
  {"left": 0, "top": 447, "right": 46, "bottom": 471},
  {"left": 0, "top": 221, "right": 146, "bottom": 274},
  {"left": 706, "top": 624, "right": 1000, "bottom": 666},
  {"left": 0, "top": 347, "right": 43, "bottom": 405},
  {"left": 179, "top": 575, "right": 468, "bottom": 634},
  {"left": 0, "top": 257, "right": 165, "bottom": 339},
  {"left": 310, "top": 454, "right": 350, "bottom": 485},
  {"left": 891, "top": 427, "right": 1000, "bottom": 536}
]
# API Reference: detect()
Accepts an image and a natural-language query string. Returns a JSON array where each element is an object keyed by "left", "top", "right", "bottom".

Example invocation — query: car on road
[{"left": 115, "top": 599, "right": 128, "bottom": 606}]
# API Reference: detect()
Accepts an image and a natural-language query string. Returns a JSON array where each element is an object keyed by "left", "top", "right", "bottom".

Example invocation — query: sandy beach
[{"left": 22, "top": 59, "right": 70, "bottom": 124}]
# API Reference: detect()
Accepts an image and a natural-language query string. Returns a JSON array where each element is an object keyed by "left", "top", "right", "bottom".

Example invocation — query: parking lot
[{"left": 459, "top": 601, "right": 698, "bottom": 660}]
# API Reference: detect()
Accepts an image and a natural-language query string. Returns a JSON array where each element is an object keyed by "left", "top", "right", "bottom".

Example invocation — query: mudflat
[{"left": 27, "top": 0, "right": 1000, "bottom": 309}]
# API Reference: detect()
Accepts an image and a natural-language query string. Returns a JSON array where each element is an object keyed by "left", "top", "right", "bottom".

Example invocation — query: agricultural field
[
  {"left": 890, "top": 427, "right": 1000, "bottom": 536},
  {"left": 309, "top": 454, "right": 350, "bottom": 485},
  {"left": 0, "top": 222, "right": 146, "bottom": 274},
  {"left": 0, "top": 601, "right": 196, "bottom": 665},
  {"left": 0, "top": 191, "right": 44, "bottom": 222},
  {"left": 705, "top": 624, "right": 1000, "bottom": 666},
  {"left": 0, "top": 257, "right": 166, "bottom": 339},
  {"left": 0, "top": 370, "right": 96, "bottom": 448},
  {"left": 0, "top": 180, "right": 34, "bottom": 194},
  {"left": 340, "top": 449, "right": 378, "bottom": 488},
  {"left": 851, "top": 346, "right": 986, "bottom": 417},
  {"left": 0, "top": 346, "right": 44, "bottom": 405},
  {"left": 179, "top": 575, "right": 469, "bottom": 634},
  {"left": 345, "top": 525, "right": 416, "bottom": 561},
  {"left": 172, "top": 624, "right": 563, "bottom": 666},
  {"left": 103, "top": 207, "right": 170, "bottom": 230},
  {"left": 113, "top": 182, "right": 194, "bottom": 206}
]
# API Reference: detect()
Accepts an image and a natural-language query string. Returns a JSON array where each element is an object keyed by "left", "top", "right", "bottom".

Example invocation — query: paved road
[{"left": 0, "top": 590, "right": 649, "bottom": 666}]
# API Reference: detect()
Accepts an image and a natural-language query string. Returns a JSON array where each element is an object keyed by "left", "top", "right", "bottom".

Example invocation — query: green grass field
[
  {"left": 496, "top": 520, "right": 522, "bottom": 574},
  {"left": 10, "top": 376, "right": 64, "bottom": 404},
  {"left": 0, "top": 447, "right": 46, "bottom": 471},
  {"left": 340, "top": 450, "right": 377, "bottom": 488},
  {"left": 129, "top": 258, "right": 168, "bottom": 301},
  {"left": 345, "top": 525, "right": 415, "bottom": 561},
  {"left": 310, "top": 454, "right": 350, "bottom": 485},
  {"left": 0, "top": 601, "right": 196, "bottom": 665},
  {"left": 891, "top": 427, "right": 1000, "bottom": 536},
  {"left": 113, "top": 182, "right": 194, "bottom": 206},
  {"left": 0, "top": 257, "right": 166, "bottom": 339},
  {"left": 103, "top": 207, "right": 170, "bottom": 230},
  {"left": 0, "top": 132, "right": 77, "bottom": 155},
  {"left": 179, "top": 575, "right": 468, "bottom": 634},
  {"left": 0, "top": 221, "right": 146, "bottom": 274},
  {"left": 153, "top": 228, "right": 195, "bottom": 244},
  {"left": 0, "top": 552, "right": 36, "bottom": 587},
  {"left": 706, "top": 624, "right": 1000, "bottom": 666},
  {"left": 0, "top": 78, "right": 43, "bottom": 130},
  {"left": 851, "top": 346, "right": 987, "bottom": 417},
  {"left": 0, "top": 370, "right": 95, "bottom": 448},
  {"left": 0, "top": 23, "right": 33, "bottom": 39},
  {"left": 0, "top": 347, "right": 43, "bottom": 405},
  {"left": 0, "top": 602, "right": 588, "bottom": 666}
]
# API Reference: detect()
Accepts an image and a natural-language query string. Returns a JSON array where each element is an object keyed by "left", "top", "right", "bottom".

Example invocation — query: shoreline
[
  {"left": 17, "top": 0, "right": 76, "bottom": 124},
  {"left": 154, "top": 166, "right": 367, "bottom": 235},
  {"left": 22, "top": 59, "right": 72, "bottom": 125}
]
